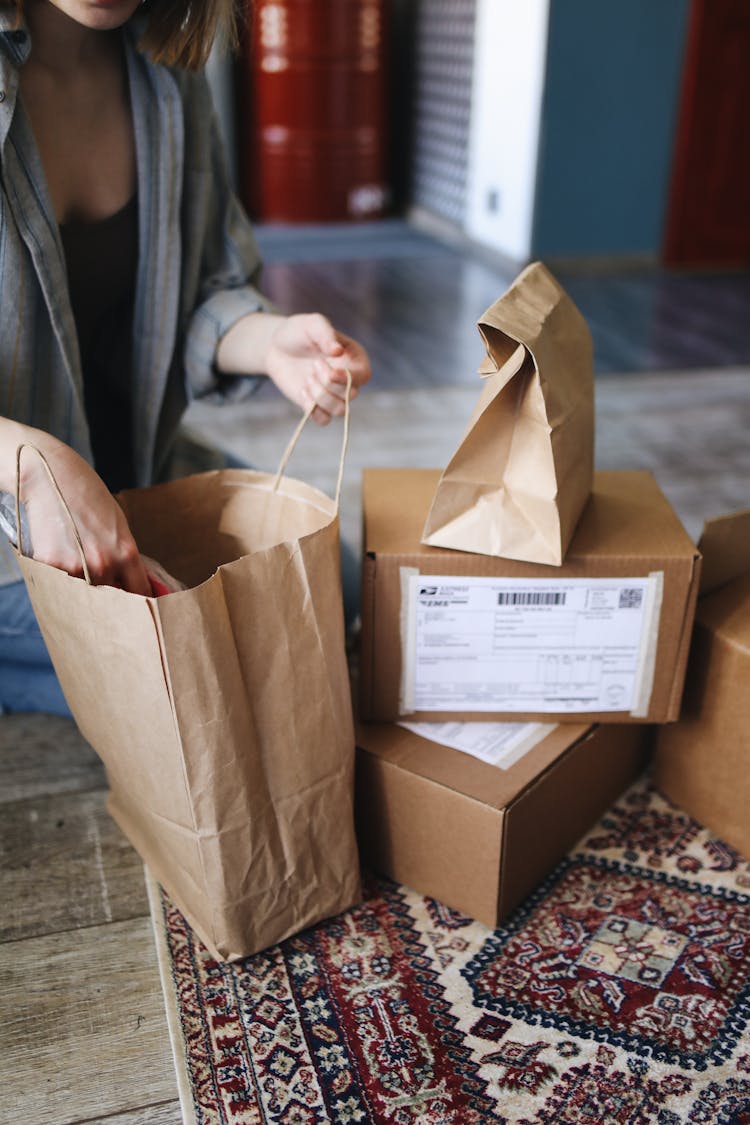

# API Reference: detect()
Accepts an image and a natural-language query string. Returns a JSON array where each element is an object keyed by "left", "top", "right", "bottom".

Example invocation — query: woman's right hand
[{"left": 2, "top": 422, "right": 151, "bottom": 595}]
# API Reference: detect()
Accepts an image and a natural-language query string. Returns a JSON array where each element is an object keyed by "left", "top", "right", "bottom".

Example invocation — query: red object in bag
[
  {"left": 148, "top": 573, "right": 173, "bottom": 598},
  {"left": 141, "top": 555, "right": 185, "bottom": 597}
]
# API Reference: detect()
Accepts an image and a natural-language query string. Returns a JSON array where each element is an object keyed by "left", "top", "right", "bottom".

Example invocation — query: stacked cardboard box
[
  {"left": 351, "top": 262, "right": 735, "bottom": 927},
  {"left": 355, "top": 719, "right": 651, "bottom": 927},
  {"left": 360, "top": 468, "right": 701, "bottom": 725},
  {"left": 354, "top": 467, "right": 701, "bottom": 924},
  {"left": 654, "top": 510, "right": 750, "bottom": 859}
]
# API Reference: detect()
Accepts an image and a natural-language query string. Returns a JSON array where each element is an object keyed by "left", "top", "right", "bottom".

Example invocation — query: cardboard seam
[
  {"left": 665, "top": 551, "right": 704, "bottom": 719},
  {"left": 357, "top": 730, "right": 589, "bottom": 810},
  {"left": 496, "top": 725, "right": 598, "bottom": 917},
  {"left": 358, "top": 746, "right": 505, "bottom": 814},
  {"left": 360, "top": 555, "right": 378, "bottom": 718},
  {"left": 498, "top": 808, "right": 512, "bottom": 920}
]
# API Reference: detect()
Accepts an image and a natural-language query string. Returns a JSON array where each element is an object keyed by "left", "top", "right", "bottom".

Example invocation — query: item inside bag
[{"left": 140, "top": 555, "right": 186, "bottom": 597}]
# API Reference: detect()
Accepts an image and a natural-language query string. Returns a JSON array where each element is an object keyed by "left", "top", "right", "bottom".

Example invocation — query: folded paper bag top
[{"left": 421, "top": 260, "right": 595, "bottom": 566}]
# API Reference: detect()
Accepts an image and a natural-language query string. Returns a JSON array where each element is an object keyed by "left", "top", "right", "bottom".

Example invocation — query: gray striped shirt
[{"left": 0, "top": 19, "right": 272, "bottom": 584}]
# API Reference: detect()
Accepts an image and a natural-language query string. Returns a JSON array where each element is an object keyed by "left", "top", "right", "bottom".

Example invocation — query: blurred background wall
[
  {"left": 529, "top": 0, "right": 689, "bottom": 263},
  {"left": 208, "top": 0, "right": 750, "bottom": 270}
]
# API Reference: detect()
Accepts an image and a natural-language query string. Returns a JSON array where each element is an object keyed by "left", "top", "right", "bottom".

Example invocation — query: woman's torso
[
  {"left": 20, "top": 26, "right": 139, "bottom": 490},
  {"left": 59, "top": 195, "right": 138, "bottom": 492}
]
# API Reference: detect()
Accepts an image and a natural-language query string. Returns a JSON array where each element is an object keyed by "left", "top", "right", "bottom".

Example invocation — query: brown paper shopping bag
[
  {"left": 422, "top": 261, "right": 594, "bottom": 565},
  {"left": 14, "top": 400, "right": 361, "bottom": 961}
]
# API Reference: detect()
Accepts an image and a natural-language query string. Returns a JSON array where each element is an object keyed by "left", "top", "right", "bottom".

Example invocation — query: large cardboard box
[
  {"left": 355, "top": 720, "right": 651, "bottom": 926},
  {"left": 360, "top": 468, "right": 701, "bottom": 724},
  {"left": 654, "top": 510, "right": 750, "bottom": 859}
]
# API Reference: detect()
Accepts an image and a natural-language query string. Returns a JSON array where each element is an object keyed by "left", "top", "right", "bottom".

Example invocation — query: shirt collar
[{"left": 0, "top": 13, "right": 31, "bottom": 66}]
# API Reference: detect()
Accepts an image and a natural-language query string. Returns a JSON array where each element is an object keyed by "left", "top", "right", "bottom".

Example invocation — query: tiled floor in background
[
  {"left": 254, "top": 220, "right": 750, "bottom": 379},
  {"left": 184, "top": 366, "right": 750, "bottom": 556}
]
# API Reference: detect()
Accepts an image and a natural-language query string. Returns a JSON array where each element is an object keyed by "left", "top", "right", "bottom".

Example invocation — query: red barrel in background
[{"left": 245, "top": 0, "right": 389, "bottom": 222}]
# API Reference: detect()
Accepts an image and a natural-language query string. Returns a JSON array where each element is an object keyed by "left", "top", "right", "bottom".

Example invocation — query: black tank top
[{"left": 60, "top": 195, "right": 138, "bottom": 493}]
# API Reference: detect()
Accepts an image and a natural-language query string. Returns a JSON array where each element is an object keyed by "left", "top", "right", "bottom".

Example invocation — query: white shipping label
[
  {"left": 397, "top": 721, "right": 558, "bottom": 769},
  {"left": 400, "top": 573, "right": 663, "bottom": 715}
]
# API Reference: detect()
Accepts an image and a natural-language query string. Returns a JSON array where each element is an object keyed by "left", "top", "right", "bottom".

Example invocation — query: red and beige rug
[{"left": 148, "top": 774, "right": 750, "bottom": 1124}]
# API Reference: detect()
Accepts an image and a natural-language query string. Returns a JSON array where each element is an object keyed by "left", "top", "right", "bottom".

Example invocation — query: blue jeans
[{"left": 0, "top": 581, "right": 71, "bottom": 715}]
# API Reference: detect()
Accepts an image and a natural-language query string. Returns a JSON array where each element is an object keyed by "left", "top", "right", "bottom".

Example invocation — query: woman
[{"left": 0, "top": 0, "right": 371, "bottom": 713}]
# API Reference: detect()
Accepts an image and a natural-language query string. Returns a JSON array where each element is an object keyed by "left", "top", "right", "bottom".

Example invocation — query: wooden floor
[
  {"left": 0, "top": 715, "right": 182, "bottom": 1124},
  {"left": 2, "top": 222, "right": 749, "bottom": 1124}
]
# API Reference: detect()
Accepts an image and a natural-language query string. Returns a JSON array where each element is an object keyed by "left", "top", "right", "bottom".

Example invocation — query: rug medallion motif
[{"left": 151, "top": 777, "right": 750, "bottom": 1124}]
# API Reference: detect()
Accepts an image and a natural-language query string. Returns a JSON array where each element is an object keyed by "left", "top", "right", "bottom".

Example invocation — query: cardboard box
[
  {"left": 360, "top": 468, "right": 701, "bottom": 724},
  {"left": 654, "top": 510, "right": 750, "bottom": 859},
  {"left": 355, "top": 720, "right": 651, "bottom": 926}
]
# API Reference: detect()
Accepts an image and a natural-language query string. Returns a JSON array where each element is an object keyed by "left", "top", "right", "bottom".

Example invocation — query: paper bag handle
[
  {"left": 272, "top": 368, "right": 352, "bottom": 507},
  {"left": 14, "top": 443, "right": 92, "bottom": 584}
]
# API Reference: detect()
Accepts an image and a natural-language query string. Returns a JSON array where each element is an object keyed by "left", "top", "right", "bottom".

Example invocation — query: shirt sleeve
[{"left": 180, "top": 72, "right": 278, "bottom": 404}]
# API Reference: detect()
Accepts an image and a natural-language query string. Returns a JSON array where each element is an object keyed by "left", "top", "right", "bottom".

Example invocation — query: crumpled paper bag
[{"left": 421, "top": 260, "right": 594, "bottom": 566}]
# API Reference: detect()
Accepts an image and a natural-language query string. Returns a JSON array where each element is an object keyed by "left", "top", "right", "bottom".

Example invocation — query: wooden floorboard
[
  {"left": 0, "top": 788, "right": 148, "bottom": 943},
  {"left": 0, "top": 918, "right": 177, "bottom": 1124},
  {"left": 63, "top": 1101, "right": 183, "bottom": 1125},
  {"left": 0, "top": 713, "right": 105, "bottom": 804},
  {"left": 0, "top": 716, "right": 175, "bottom": 1124}
]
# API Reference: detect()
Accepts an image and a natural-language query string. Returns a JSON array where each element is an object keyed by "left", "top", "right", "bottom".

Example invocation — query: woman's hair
[
  {"left": 138, "top": 0, "right": 240, "bottom": 69},
  {"left": 5, "top": 0, "right": 240, "bottom": 70}
]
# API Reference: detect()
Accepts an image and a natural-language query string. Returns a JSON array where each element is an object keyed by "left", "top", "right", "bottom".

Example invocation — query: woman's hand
[
  {"left": 265, "top": 313, "right": 371, "bottom": 425},
  {"left": 9, "top": 430, "right": 151, "bottom": 595},
  {"left": 216, "top": 310, "right": 372, "bottom": 425}
]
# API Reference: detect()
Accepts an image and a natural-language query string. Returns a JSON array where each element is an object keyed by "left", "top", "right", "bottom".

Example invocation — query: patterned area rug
[{"left": 148, "top": 775, "right": 750, "bottom": 1124}]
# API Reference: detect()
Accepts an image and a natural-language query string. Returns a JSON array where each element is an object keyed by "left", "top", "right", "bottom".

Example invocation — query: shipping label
[{"left": 400, "top": 572, "right": 663, "bottom": 715}]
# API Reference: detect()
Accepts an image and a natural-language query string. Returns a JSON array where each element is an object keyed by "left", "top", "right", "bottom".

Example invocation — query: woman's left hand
[{"left": 265, "top": 313, "right": 371, "bottom": 424}]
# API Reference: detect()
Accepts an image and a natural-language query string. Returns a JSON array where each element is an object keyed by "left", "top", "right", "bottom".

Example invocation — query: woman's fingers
[
  {"left": 21, "top": 444, "right": 153, "bottom": 594},
  {"left": 265, "top": 314, "right": 372, "bottom": 419},
  {"left": 304, "top": 359, "right": 363, "bottom": 423},
  {"left": 116, "top": 549, "right": 153, "bottom": 595}
]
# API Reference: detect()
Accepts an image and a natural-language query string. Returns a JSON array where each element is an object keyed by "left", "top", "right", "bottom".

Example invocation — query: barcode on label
[
  {"left": 497, "top": 591, "right": 567, "bottom": 606},
  {"left": 619, "top": 588, "right": 644, "bottom": 609}
]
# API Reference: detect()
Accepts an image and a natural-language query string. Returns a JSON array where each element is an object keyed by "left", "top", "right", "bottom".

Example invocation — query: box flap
[
  {"left": 696, "top": 572, "right": 750, "bottom": 652},
  {"left": 499, "top": 723, "right": 651, "bottom": 917},
  {"left": 355, "top": 719, "right": 592, "bottom": 810},
  {"left": 355, "top": 750, "right": 506, "bottom": 928},
  {"left": 364, "top": 469, "right": 697, "bottom": 564},
  {"left": 698, "top": 509, "right": 750, "bottom": 595}
]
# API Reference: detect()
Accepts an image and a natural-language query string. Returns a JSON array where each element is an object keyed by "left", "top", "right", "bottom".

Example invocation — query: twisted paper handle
[{"left": 272, "top": 368, "right": 352, "bottom": 508}]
